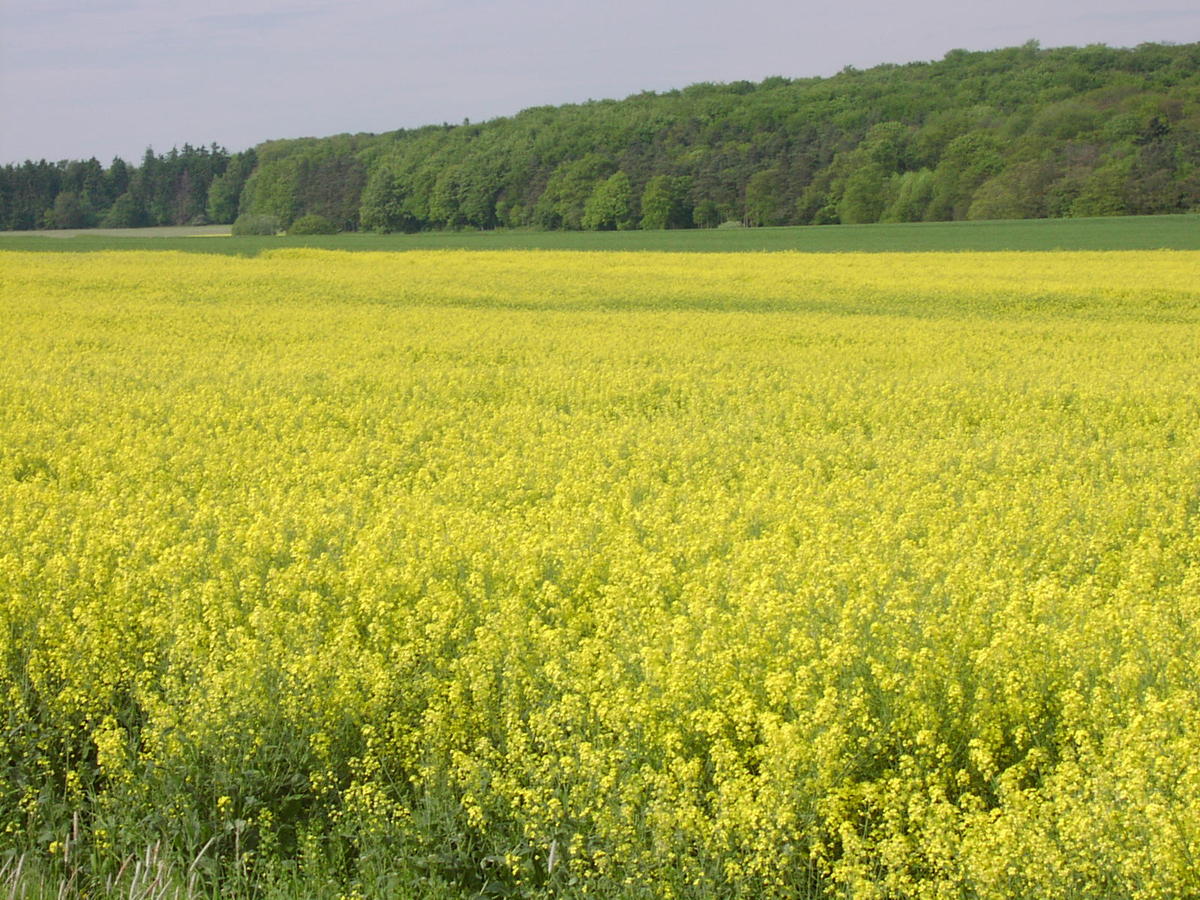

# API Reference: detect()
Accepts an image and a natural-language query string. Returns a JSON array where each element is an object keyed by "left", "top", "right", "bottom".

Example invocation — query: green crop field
[{"left": 1, "top": 213, "right": 1196, "bottom": 255}]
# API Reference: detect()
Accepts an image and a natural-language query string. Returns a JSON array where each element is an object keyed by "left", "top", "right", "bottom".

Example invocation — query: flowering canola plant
[{"left": 1, "top": 249, "right": 1198, "bottom": 898}]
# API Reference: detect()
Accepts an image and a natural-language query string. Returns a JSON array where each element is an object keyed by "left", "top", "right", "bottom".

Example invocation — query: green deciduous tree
[
  {"left": 640, "top": 175, "right": 694, "bottom": 229},
  {"left": 837, "top": 164, "right": 891, "bottom": 224},
  {"left": 882, "top": 168, "right": 935, "bottom": 222},
  {"left": 534, "top": 154, "right": 615, "bottom": 230},
  {"left": 967, "top": 160, "right": 1061, "bottom": 220},
  {"left": 46, "top": 191, "right": 88, "bottom": 228},
  {"left": 288, "top": 213, "right": 340, "bottom": 234},
  {"left": 206, "top": 151, "right": 255, "bottom": 224},
  {"left": 744, "top": 169, "right": 783, "bottom": 226},
  {"left": 231, "top": 213, "right": 281, "bottom": 235},
  {"left": 360, "top": 167, "right": 422, "bottom": 232},
  {"left": 205, "top": 171, "right": 242, "bottom": 224},
  {"left": 926, "top": 131, "right": 1005, "bottom": 220},
  {"left": 692, "top": 199, "right": 721, "bottom": 228},
  {"left": 100, "top": 192, "right": 149, "bottom": 228},
  {"left": 582, "top": 172, "right": 633, "bottom": 230}
]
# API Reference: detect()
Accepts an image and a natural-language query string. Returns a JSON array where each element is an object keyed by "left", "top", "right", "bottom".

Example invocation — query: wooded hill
[{"left": 3, "top": 41, "right": 1198, "bottom": 233}]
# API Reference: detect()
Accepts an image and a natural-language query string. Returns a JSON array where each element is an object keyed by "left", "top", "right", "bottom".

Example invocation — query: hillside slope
[{"left": 3, "top": 41, "right": 1198, "bottom": 232}]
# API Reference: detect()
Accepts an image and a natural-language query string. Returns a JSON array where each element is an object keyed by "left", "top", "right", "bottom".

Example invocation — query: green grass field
[{"left": 1, "top": 213, "right": 1196, "bottom": 255}]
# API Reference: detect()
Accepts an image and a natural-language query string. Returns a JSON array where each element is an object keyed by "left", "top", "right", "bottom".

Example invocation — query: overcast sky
[{"left": 1, "top": 0, "right": 1197, "bottom": 165}]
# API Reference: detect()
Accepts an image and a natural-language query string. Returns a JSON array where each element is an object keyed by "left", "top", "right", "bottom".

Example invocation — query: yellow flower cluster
[{"left": 1, "top": 248, "right": 1198, "bottom": 897}]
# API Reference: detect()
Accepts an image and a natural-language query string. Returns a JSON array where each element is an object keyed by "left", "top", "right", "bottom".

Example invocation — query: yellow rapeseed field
[{"left": 1, "top": 249, "right": 1198, "bottom": 898}]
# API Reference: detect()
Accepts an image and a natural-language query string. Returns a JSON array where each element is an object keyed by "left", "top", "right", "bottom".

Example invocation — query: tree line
[
  {"left": 0, "top": 145, "right": 257, "bottom": 231},
  {"left": 3, "top": 41, "right": 1198, "bottom": 233}
]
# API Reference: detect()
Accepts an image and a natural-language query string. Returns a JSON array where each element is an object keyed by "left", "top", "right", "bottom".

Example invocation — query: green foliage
[
  {"left": 0, "top": 144, "right": 233, "bottom": 230},
  {"left": 582, "top": 171, "right": 633, "bottom": 230},
  {"left": 534, "top": 154, "right": 615, "bottom": 230},
  {"left": 968, "top": 160, "right": 1058, "bottom": 220},
  {"left": 640, "top": 175, "right": 693, "bottom": 229},
  {"left": 100, "top": 192, "right": 149, "bottom": 229},
  {"left": 240, "top": 160, "right": 300, "bottom": 228},
  {"left": 882, "top": 169, "right": 935, "bottom": 222},
  {"left": 231, "top": 213, "right": 281, "bottom": 235},
  {"left": 205, "top": 171, "right": 240, "bottom": 224},
  {"left": 797, "top": 178, "right": 832, "bottom": 224},
  {"left": 1031, "top": 100, "right": 1101, "bottom": 139},
  {"left": 1070, "top": 161, "right": 1133, "bottom": 217},
  {"left": 3, "top": 42, "right": 1200, "bottom": 233},
  {"left": 838, "top": 164, "right": 892, "bottom": 224},
  {"left": 359, "top": 167, "right": 421, "bottom": 233},
  {"left": 288, "top": 213, "right": 340, "bottom": 235},
  {"left": 205, "top": 151, "right": 255, "bottom": 224},
  {"left": 45, "top": 191, "right": 89, "bottom": 229},
  {"left": 927, "top": 132, "right": 1006, "bottom": 220},
  {"left": 859, "top": 121, "right": 915, "bottom": 171},
  {"left": 692, "top": 199, "right": 721, "bottom": 228},
  {"left": 425, "top": 162, "right": 498, "bottom": 229},
  {"left": 744, "top": 168, "right": 784, "bottom": 226}
]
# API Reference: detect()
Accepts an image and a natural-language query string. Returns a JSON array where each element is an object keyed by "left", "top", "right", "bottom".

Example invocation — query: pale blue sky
[{"left": 1, "top": 0, "right": 1197, "bottom": 164}]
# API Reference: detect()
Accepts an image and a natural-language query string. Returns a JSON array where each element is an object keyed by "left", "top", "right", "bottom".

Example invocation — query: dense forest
[
  {"left": 2, "top": 41, "right": 1198, "bottom": 233},
  {"left": 0, "top": 145, "right": 257, "bottom": 232}
]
